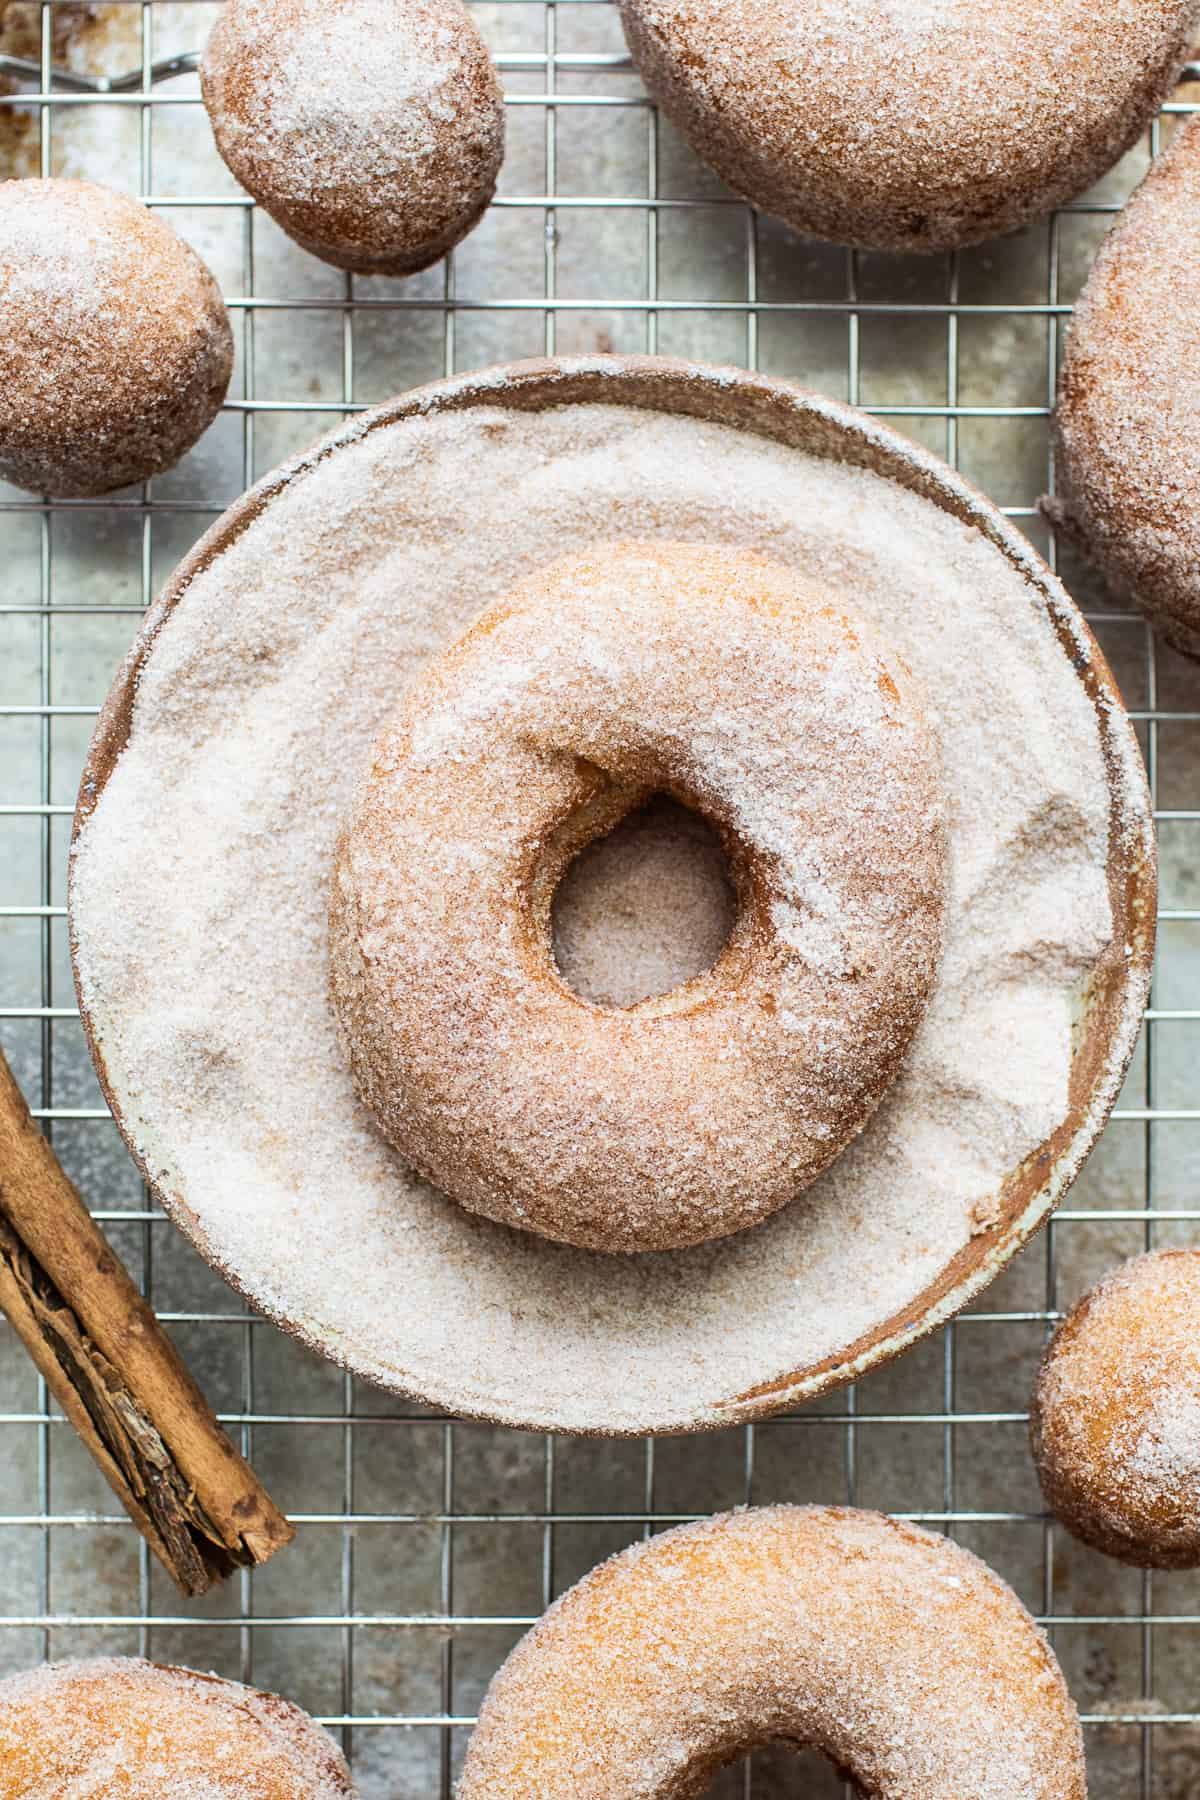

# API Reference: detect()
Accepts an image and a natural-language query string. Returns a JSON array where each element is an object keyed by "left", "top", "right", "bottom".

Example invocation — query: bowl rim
[{"left": 69, "top": 352, "right": 1158, "bottom": 1436}]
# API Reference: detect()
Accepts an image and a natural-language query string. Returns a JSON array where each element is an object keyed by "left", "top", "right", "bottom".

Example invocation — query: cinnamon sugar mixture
[{"left": 71, "top": 394, "right": 1115, "bottom": 1431}]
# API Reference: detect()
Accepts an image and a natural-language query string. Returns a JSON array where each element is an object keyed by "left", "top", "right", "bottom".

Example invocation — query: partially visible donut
[
  {"left": 1049, "top": 113, "right": 1200, "bottom": 659},
  {"left": 0, "top": 1658, "right": 356, "bottom": 1797},
  {"left": 458, "top": 1505, "right": 1087, "bottom": 1798},
  {"left": 617, "top": 0, "right": 1198, "bottom": 253},
  {"left": 329, "top": 541, "right": 947, "bottom": 1254},
  {"left": 1031, "top": 1249, "right": 1200, "bottom": 1568},
  {"left": 0, "top": 178, "right": 233, "bottom": 497},
  {"left": 201, "top": 0, "right": 505, "bottom": 276}
]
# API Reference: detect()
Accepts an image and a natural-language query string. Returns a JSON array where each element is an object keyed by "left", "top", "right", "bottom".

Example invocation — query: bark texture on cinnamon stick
[{"left": 0, "top": 1049, "right": 294, "bottom": 1595}]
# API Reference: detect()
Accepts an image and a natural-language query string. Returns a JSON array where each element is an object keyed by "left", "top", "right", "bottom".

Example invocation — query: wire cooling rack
[{"left": 1, "top": 5, "right": 1199, "bottom": 1795}]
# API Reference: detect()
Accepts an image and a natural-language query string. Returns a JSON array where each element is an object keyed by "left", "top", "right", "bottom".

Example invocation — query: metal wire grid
[{"left": 0, "top": 4, "right": 1198, "bottom": 1794}]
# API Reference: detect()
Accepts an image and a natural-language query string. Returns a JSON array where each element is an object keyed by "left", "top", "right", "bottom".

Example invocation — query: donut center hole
[
  {"left": 697, "top": 1744, "right": 865, "bottom": 1796},
  {"left": 551, "top": 793, "right": 737, "bottom": 1008}
]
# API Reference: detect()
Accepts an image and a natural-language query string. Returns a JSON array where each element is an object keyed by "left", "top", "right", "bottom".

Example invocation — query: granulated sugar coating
[
  {"left": 1031, "top": 1249, "right": 1200, "bottom": 1569},
  {"left": 0, "top": 1657, "right": 356, "bottom": 1797},
  {"left": 330, "top": 543, "right": 947, "bottom": 1253},
  {"left": 617, "top": 0, "right": 1198, "bottom": 253},
  {"left": 71, "top": 384, "right": 1120, "bottom": 1432},
  {"left": 0, "top": 177, "right": 233, "bottom": 497},
  {"left": 1050, "top": 113, "right": 1200, "bottom": 660},
  {"left": 458, "top": 1506, "right": 1086, "bottom": 1797},
  {"left": 201, "top": 0, "right": 504, "bottom": 275}
]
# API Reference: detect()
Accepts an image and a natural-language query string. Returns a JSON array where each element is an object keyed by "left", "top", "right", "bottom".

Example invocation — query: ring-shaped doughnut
[
  {"left": 458, "top": 1505, "right": 1087, "bottom": 1798},
  {"left": 329, "top": 541, "right": 947, "bottom": 1254},
  {"left": 1031, "top": 1249, "right": 1200, "bottom": 1568},
  {"left": 0, "top": 1658, "right": 355, "bottom": 1797},
  {"left": 617, "top": 0, "right": 1198, "bottom": 253}
]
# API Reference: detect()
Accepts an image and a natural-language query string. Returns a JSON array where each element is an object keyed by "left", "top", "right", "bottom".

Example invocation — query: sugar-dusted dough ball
[
  {"left": 618, "top": 0, "right": 1198, "bottom": 253},
  {"left": 201, "top": 0, "right": 505, "bottom": 275},
  {"left": 0, "top": 1657, "right": 356, "bottom": 1798},
  {"left": 1051, "top": 114, "right": 1200, "bottom": 659},
  {"left": 0, "top": 178, "right": 233, "bottom": 497},
  {"left": 1031, "top": 1250, "right": 1200, "bottom": 1568}
]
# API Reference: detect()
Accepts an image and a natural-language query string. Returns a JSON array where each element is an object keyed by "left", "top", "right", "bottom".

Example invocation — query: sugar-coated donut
[
  {"left": 0, "top": 178, "right": 233, "bottom": 497},
  {"left": 329, "top": 541, "right": 947, "bottom": 1255},
  {"left": 617, "top": 0, "right": 1198, "bottom": 253},
  {"left": 1031, "top": 1249, "right": 1200, "bottom": 1568},
  {"left": 201, "top": 0, "right": 505, "bottom": 276},
  {"left": 1049, "top": 114, "right": 1200, "bottom": 659},
  {"left": 0, "top": 1657, "right": 356, "bottom": 1797},
  {"left": 459, "top": 1505, "right": 1086, "bottom": 1798}
]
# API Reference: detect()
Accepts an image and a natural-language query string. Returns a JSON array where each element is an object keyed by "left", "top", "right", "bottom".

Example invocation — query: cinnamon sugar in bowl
[{"left": 69, "top": 358, "right": 1155, "bottom": 1435}]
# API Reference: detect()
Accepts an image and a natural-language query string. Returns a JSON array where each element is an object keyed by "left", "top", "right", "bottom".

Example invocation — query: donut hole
[
  {"left": 698, "top": 1742, "right": 862, "bottom": 1796},
  {"left": 550, "top": 792, "right": 737, "bottom": 1008}
]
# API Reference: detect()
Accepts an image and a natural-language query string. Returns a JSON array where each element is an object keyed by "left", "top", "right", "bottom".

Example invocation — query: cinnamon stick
[{"left": 0, "top": 1048, "right": 294, "bottom": 1595}]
